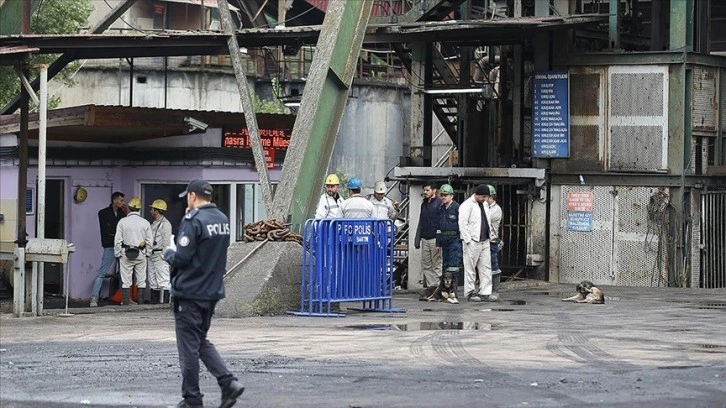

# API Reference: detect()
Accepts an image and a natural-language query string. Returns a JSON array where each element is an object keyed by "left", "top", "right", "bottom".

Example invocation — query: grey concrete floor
[{"left": 1, "top": 281, "right": 725, "bottom": 408}]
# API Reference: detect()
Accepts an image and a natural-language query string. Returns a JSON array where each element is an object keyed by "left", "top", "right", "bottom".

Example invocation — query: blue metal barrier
[{"left": 290, "top": 218, "right": 406, "bottom": 317}]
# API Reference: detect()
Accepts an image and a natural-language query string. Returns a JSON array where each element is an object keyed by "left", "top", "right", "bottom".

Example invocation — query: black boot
[
  {"left": 150, "top": 289, "right": 160, "bottom": 304},
  {"left": 122, "top": 288, "right": 135, "bottom": 305}
]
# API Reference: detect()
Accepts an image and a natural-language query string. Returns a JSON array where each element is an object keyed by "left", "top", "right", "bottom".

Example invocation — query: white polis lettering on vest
[{"left": 206, "top": 223, "right": 231, "bottom": 236}]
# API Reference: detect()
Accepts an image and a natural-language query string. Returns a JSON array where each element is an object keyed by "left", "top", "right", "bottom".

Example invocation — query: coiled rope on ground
[{"left": 243, "top": 219, "right": 303, "bottom": 245}]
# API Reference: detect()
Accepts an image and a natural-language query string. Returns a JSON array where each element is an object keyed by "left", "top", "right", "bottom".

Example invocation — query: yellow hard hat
[
  {"left": 128, "top": 197, "right": 142, "bottom": 210},
  {"left": 150, "top": 199, "right": 168, "bottom": 212},
  {"left": 325, "top": 174, "right": 340, "bottom": 185},
  {"left": 73, "top": 186, "right": 87, "bottom": 203}
]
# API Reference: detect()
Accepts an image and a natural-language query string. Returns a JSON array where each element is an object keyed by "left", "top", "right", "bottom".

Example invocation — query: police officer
[
  {"left": 163, "top": 179, "right": 244, "bottom": 408},
  {"left": 436, "top": 184, "right": 462, "bottom": 303},
  {"left": 340, "top": 177, "right": 375, "bottom": 218},
  {"left": 114, "top": 196, "right": 151, "bottom": 305},
  {"left": 315, "top": 173, "right": 343, "bottom": 218},
  {"left": 148, "top": 199, "right": 172, "bottom": 304}
]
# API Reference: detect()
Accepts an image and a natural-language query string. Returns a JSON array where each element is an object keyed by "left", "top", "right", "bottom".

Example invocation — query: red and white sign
[
  {"left": 263, "top": 148, "right": 275, "bottom": 169},
  {"left": 567, "top": 192, "right": 593, "bottom": 212}
]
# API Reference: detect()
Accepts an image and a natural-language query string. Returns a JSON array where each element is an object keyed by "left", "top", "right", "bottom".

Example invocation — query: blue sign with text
[
  {"left": 567, "top": 211, "right": 593, "bottom": 232},
  {"left": 533, "top": 71, "right": 570, "bottom": 158}
]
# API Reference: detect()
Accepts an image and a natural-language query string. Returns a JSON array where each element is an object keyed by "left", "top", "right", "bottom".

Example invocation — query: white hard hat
[{"left": 374, "top": 181, "right": 387, "bottom": 194}]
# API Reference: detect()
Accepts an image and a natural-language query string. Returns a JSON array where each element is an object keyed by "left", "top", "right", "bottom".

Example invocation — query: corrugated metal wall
[
  {"left": 701, "top": 191, "right": 726, "bottom": 288},
  {"left": 558, "top": 185, "right": 614, "bottom": 286},
  {"left": 558, "top": 185, "right": 671, "bottom": 287},
  {"left": 608, "top": 66, "right": 669, "bottom": 172}
]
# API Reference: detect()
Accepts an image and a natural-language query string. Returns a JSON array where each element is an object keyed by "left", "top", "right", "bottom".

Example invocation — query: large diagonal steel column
[
  {"left": 269, "top": 0, "right": 373, "bottom": 228},
  {"left": 218, "top": 0, "right": 273, "bottom": 213}
]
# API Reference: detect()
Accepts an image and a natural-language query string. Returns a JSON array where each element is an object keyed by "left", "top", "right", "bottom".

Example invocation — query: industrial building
[{"left": 0, "top": 0, "right": 725, "bottom": 316}]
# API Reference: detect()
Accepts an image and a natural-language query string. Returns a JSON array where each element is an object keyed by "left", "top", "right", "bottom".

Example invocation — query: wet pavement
[{"left": 1, "top": 281, "right": 725, "bottom": 408}]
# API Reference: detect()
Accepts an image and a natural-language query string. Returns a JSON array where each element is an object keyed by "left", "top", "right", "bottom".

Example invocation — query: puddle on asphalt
[
  {"left": 510, "top": 300, "right": 528, "bottom": 305},
  {"left": 480, "top": 308, "right": 515, "bottom": 312},
  {"left": 697, "top": 303, "right": 726, "bottom": 309},
  {"left": 341, "top": 322, "right": 491, "bottom": 331},
  {"left": 690, "top": 344, "right": 726, "bottom": 353}
]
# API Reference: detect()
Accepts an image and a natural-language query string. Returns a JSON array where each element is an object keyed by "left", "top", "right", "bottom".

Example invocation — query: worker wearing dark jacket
[
  {"left": 163, "top": 179, "right": 244, "bottom": 408},
  {"left": 436, "top": 184, "right": 462, "bottom": 298},
  {"left": 414, "top": 183, "right": 442, "bottom": 287},
  {"left": 89, "top": 191, "right": 126, "bottom": 307}
]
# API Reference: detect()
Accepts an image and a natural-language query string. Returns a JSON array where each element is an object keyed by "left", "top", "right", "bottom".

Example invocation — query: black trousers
[{"left": 174, "top": 298, "right": 236, "bottom": 405}]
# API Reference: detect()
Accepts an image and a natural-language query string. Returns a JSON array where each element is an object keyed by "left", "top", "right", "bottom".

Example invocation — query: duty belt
[{"left": 437, "top": 230, "right": 459, "bottom": 236}]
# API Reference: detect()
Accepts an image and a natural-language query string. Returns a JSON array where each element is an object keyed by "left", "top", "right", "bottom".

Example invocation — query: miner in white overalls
[
  {"left": 114, "top": 197, "right": 152, "bottom": 305},
  {"left": 148, "top": 199, "right": 172, "bottom": 303}
]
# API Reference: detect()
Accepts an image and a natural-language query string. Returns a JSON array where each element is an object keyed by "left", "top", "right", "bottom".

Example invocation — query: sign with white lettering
[
  {"left": 567, "top": 211, "right": 593, "bottom": 232},
  {"left": 343, "top": 222, "right": 373, "bottom": 246},
  {"left": 533, "top": 71, "right": 570, "bottom": 158},
  {"left": 566, "top": 192, "right": 593, "bottom": 232}
]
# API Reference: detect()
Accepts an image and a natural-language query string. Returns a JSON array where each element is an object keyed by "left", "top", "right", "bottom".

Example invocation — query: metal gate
[
  {"left": 701, "top": 190, "right": 726, "bottom": 288},
  {"left": 498, "top": 184, "right": 528, "bottom": 276}
]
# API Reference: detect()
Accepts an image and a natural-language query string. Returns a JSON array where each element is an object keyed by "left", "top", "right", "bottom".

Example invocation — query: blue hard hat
[{"left": 347, "top": 177, "right": 362, "bottom": 189}]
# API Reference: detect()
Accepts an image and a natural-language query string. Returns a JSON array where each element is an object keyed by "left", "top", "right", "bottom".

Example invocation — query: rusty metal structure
[{"left": 2, "top": 0, "right": 726, "bottom": 298}]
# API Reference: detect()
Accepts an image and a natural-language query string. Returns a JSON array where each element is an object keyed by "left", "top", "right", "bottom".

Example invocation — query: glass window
[{"left": 235, "top": 183, "right": 273, "bottom": 241}]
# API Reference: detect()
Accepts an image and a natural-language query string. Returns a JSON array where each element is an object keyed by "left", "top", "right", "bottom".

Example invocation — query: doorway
[{"left": 41, "top": 179, "right": 65, "bottom": 294}]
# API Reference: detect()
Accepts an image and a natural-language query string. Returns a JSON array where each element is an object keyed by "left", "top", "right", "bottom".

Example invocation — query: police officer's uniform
[{"left": 164, "top": 202, "right": 239, "bottom": 407}]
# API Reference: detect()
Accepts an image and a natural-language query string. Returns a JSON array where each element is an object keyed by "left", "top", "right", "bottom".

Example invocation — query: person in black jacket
[
  {"left": 89, "top": 191, "right": 126, "bottom": 307},
  {"left": 163, "top": 179, "right": 244, "bottom": 408},
  {"left": 414, "top": 182, "right": 442, "bottom": 287}
]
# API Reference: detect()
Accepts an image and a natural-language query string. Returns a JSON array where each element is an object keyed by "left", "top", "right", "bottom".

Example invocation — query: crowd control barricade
[{"left": 290, "top": 218, "right": 406, "bottom": 317}]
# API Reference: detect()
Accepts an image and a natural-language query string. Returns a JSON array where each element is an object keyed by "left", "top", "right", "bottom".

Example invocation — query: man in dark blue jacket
[
  {"left": 436, "top": 184, "right": 462, "bottom": 303},
  {"left": 164, "top": 179, "right": 244, "bottom": 408}
]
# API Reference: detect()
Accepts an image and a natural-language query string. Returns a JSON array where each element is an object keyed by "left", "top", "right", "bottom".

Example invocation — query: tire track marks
[{"left": 548, "top": 305, "right": 636, "bottom": 370}]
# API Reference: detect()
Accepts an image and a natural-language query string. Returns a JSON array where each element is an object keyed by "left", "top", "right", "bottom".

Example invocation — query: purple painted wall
[{"left": 14, "top": 165, "right": 280, "bottom": 299}]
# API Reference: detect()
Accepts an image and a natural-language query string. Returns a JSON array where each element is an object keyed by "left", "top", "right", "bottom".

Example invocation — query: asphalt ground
[{"left": 1, "top": 281, "right": 725, "bottom": 408}]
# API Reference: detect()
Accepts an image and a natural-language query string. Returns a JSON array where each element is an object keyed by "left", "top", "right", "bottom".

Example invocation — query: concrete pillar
[{"left": 407, "top": 183, "right": 424, "bottom": 290}]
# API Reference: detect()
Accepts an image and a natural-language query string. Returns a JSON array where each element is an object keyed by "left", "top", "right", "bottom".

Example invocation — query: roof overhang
[
  {"left": 0, "top": 105, "right": 272, "bottom": 144},
  {"left": 0, "top": 14, "right": 608, "bottom": 60}
]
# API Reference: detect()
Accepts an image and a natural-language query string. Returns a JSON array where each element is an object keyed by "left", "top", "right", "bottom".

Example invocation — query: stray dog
[
  {"left": 420, "top": 271, "right": 459, "bottom": 304},
  {"left": 561, "top": 280, "right": 605, "bottom": 304}
]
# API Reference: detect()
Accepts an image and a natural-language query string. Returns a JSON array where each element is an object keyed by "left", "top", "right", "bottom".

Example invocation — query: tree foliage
[
  {"left": 0, "top": 0, "right": 93, "bottom": 112},
  {"left": 252, "top": 78, "right": 292, "bottom": 115}
]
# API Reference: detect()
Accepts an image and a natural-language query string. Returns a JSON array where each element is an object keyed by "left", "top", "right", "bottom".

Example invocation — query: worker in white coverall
[
  {"left": 315, "top": 173, "right": 344, "bottom": 218},
  {"left": 340, "top": 177, "right": 375, "bottom": 218},
  {"left": 369, "top": 181, "right": 399, "bottom": 220},
  {"left": 148, "top": 199, "right": 172, "bottom": 304},
  {"left": 485, "top": 185, "right": 503, "bottom": 301},
  {"left": 114, "top": 197, "right": 152, "bottom": 305},
  {"left": 458, "top": 184, "right": 496, "bottom": 302}
]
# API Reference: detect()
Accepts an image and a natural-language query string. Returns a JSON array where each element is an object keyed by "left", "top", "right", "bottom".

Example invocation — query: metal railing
[{"left": 292, "top": 218, "right": 405, "bottom": 317}]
